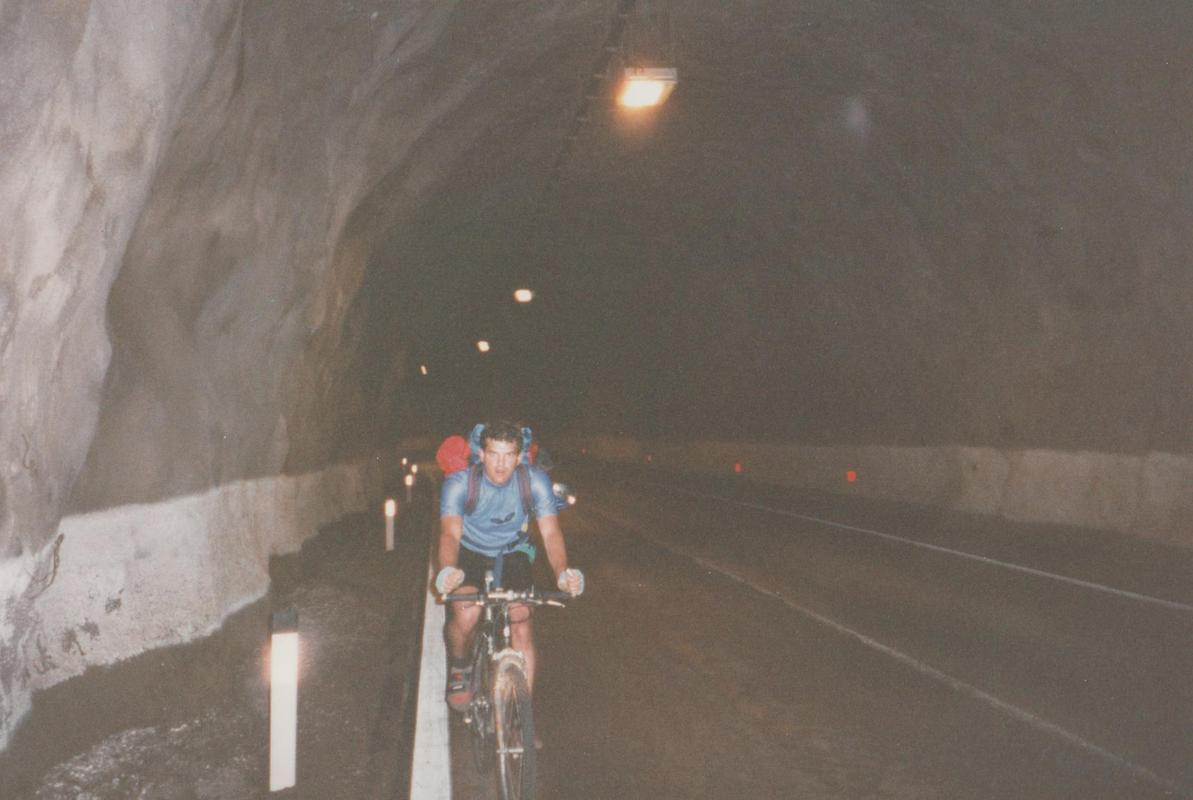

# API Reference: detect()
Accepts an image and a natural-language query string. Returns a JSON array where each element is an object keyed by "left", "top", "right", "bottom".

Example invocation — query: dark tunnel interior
[{"left": 2, "top": 0, "right": 1193, "bottom": 785}]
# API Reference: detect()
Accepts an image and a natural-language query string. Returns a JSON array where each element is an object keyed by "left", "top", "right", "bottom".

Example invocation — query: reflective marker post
[
  {"left": 384, "top": 499, "right": 397, "bottom": 551},
  {"left": 270, "top": 609, "right": 299, "bottom": 792},
  {"left": 405, "top": 473, "right": 415, "bottom": 504}
]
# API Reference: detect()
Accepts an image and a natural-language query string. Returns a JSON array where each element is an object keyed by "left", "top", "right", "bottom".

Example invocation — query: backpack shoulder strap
[
  {"left": 515, "top": 465, "right": 533, "bottom": 518},
  {"left": 464, "top": 463, "right": 533, "bottom": 518},
  {"left": 463, "top": 463, "right": 484, "bottom": 516}
]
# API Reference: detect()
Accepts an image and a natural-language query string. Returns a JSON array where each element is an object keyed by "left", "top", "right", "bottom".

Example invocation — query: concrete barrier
[
  {"left": 0, "top": 455, "right": 383, "bottom": 751},
  {"left": 562, "top": 436, "right": 1192, "bottom": 548}
]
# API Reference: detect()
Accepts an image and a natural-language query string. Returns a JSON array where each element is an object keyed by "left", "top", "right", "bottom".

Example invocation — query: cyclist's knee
[{"left": 449, "top": 601, "right": 481, "bottom": 627}]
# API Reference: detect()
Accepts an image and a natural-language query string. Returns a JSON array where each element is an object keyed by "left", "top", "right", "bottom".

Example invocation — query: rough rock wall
[
  {"left": 0, "top": 0, "right": 602, "bottom": 750},
  {"left": 0, "top": 0, "right": 241, "bottom": 749}
]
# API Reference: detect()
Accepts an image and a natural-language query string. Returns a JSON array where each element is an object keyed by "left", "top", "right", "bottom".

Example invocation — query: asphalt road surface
[
  {"left": 453, "top": 464, "right": 1193, "bottom": 799},
  {"left": 3, "top": 464, "right": 1189, "bottom": 799}
]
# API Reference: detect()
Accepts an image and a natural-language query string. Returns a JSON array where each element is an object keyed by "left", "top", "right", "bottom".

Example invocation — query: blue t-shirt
[{"left": 440, "top": 466, "right": 558, "bottom": 557}]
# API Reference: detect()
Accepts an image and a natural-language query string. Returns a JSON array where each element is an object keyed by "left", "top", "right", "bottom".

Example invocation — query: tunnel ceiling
[
  {"left": 4, "top": 0, "right": 1193, "bottom": 559},
  {"left": 378, "top": 1, "right": 1193, "bottom": 450}
]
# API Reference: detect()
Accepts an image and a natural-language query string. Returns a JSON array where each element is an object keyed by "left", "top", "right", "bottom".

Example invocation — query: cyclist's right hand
[{"left": 435, "top": 566, "right": 465, "bottom": 595}]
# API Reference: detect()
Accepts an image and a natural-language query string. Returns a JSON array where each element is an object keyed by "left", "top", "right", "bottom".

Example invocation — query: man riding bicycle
[{"left": 435, "top": 420, "right": 585, "bottom": 711}]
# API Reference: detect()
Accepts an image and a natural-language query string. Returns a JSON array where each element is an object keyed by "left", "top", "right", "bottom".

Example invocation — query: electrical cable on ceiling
[{"left": 547, "top": 0, "right": 638, "bottom": 183}]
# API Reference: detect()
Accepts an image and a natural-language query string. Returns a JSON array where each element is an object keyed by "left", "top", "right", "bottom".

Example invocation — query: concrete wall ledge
[
  {"left": 0, "top": 455, "right": 383, "bottom": 751},
  {"left": 568, "top": 436, "right": 1193, "bottom": 548}
]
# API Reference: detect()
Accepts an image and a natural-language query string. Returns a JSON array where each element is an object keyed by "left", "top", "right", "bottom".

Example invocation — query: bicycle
[{"left": 444, "top": 571, "right": 572, "bottom": 800}]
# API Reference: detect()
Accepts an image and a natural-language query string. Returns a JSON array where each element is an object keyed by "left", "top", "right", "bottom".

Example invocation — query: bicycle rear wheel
[{"left": 493, "top": 655, "right": 536, "bottom": 800}]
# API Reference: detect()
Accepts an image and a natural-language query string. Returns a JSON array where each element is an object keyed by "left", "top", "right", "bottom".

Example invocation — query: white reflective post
[
  {"left": 411, "top": 463, "right": 418, "bottom": 475},
  {"left": 270, "top": 610, "right": 299, "bottom": 791},
  {"left": 405, "top": 473, "right": 414, "bottom": 503},
  {"left": 384, "top": 498, "right": 397, "bottom": 551}
]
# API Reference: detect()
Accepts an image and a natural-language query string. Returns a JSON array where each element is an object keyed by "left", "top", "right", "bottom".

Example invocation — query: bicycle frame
[{"left": 445, "top": 571, "right": 571, "bottom": 800}]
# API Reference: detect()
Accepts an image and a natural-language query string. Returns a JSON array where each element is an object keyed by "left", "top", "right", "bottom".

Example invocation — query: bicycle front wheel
[
  {"left": 468, "top": 644, "right": 494, "bottom": 774},
  {"left": 493, "top": 655, "right": 536, "bottom": 800}
]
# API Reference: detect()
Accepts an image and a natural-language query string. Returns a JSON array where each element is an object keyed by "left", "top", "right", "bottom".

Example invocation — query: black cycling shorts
[{"left": 456, "top": 546, "right": 534, "bottom": 592}]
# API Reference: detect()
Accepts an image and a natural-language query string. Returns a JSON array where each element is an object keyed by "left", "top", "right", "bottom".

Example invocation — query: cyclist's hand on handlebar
[
  {"left": 556, "top": 568, "right": 585, "bottom": 597},
  {"left": 435, "top": 566, "right": 465, "bottom": 595}
]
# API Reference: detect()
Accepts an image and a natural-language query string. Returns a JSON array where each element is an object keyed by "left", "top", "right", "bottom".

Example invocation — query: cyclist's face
[{"left": 481, "top": 439, "right": 520, "bottom": 485}]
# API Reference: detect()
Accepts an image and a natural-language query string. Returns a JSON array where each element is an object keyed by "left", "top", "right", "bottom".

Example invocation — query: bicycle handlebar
[{"left": 442, "top": 587, "right": 575, "bottom": 606}]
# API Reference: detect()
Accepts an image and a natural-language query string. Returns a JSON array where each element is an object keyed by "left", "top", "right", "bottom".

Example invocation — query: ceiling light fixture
[{"left": 617, "top": 66, "right": 678, "bottom": 108}]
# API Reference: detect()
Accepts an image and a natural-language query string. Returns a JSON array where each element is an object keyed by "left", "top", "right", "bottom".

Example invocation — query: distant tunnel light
[
  {"left": 419, "top": 364, "right": 428, "bottom": 376},
  {"left": 476, "top": 340, "right": 491, "bottom": 353},
  {"left": 617, "top": 67, "right": 678, "bottom": 108},
  {"left": 513, "top": 288, "right": 534, "bottom": 303}
]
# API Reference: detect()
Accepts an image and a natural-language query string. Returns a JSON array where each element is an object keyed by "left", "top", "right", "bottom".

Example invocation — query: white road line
[
  {"left": 593, "top": 507, "right": 1187, "bottom": 797},
  {"left": 641, "top": 481, "right": 1193, "bottom": 614},
  {"left": 410, "top": 565, "right": 451, "bottom": 800}
]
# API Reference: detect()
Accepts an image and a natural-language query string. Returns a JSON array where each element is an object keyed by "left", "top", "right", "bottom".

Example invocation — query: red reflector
[
  {"left": 846, "top": 470, "right": 857, "bottom": 483},
  {"left": 734, "top": 462, "right": 743, "bottom": 473}
]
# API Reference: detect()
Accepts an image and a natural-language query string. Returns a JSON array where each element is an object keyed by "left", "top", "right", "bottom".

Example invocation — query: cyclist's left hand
[{"left": 557, "top": 568, "right": 585, "bottom": 596}]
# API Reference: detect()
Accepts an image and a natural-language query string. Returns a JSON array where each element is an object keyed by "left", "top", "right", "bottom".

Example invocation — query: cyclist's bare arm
[
  {"left": 537, "top": 514, "right": 569, "bottom": 580},
  {"left": 439, "top": 514, "right": 463, "bottom": 572}
]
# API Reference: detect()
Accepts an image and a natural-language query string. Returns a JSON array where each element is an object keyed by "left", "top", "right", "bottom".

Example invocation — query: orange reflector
[
  {"left": 734, "top": 462, "right": 743, "bottom": 474},
  {"left": 846, "top": 470, "right": 857, "bottom": 483}
]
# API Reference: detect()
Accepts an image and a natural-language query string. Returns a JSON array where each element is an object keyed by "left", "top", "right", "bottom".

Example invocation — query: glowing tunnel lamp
[
  {"left": 476, "top": 340, "right": 491, "bottom": 353},
  {"left": 269, "top": 610, "right": 299, "bottom": 792},
  {"left": 513, "top": 288, "right": 534, "bottom": 303},
  {"left": 384, "top": 498, "right": 397, "bottom": 551},
  {"left": 401, "top": 457, "right": 408, "bottom": 467},
  {"left": 419, "top": 364, "right": 428, "bottom": 376},
  {"left": 617, "top": 67, "right": 678, "bottom": 108}
]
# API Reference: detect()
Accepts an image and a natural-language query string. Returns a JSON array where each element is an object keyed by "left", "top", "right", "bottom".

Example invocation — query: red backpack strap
[
  {"left": 515, "top": 465, "right": 533, "bottom": 518},
  {"left": 463, "top": 463, "right": 484, "bottom": 515}
]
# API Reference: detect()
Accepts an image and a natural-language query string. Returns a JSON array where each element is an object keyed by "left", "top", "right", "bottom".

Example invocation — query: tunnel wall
[
  {"left": 0, "top": 0, "right": 470, "bottom": 752},
  {"left": 0, "top": 0, "right": 593, "bottom": 753},
  {"left": 572, "top": 437, "right": 1193, "bottom": 547}
]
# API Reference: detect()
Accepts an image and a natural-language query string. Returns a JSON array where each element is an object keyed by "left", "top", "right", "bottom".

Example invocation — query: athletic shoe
[{"left": 446, "top": 666, "right": 473, "bottom": 711}]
